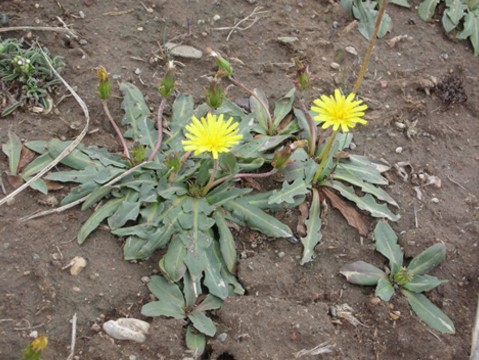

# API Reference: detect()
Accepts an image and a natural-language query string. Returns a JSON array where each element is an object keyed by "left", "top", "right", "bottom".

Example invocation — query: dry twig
[
  {"left": 0, "top": 24, "right": 78, "bottom": 39},
  {"left": 213, "top": 6, "right": 268, "bottom": 41},
  {"left": 66, "top": 313, "right": 77, "bottom": 360}
]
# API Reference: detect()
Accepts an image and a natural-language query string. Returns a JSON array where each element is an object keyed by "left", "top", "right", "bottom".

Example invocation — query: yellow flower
[
  {"left": 182, "top": 113, "right": 243, "bottom": 159},
  {"left": 30, "top": 335, "right": 48, "bottom": 353},
  {"left": 311, "top": 89, "right": 368, "bottom": 132}
]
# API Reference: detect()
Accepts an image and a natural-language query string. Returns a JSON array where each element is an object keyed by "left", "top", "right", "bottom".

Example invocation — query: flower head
[
  {"left": 182, "top": 113, "right": 242, "bottom": 159},
  {"left": 311, "top": 89, "right": 368, "bottom": 132},
  {"left": 30, "top": 335, "right": 48, "bottom": 353}
]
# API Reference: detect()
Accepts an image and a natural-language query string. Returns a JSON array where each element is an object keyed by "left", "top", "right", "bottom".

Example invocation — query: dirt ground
[{"left": 0, "top": 0, "right": 478, "bottom": 359}]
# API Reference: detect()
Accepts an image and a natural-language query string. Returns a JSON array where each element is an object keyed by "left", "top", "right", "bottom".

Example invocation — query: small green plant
[
  {"left": 22, "top": 335, "right": 48, "bottom": 360},
  {"left": 0, "top": 38, "right": 64, "bottom": 116},
  {"left": 342, "top": 0, "right": 479, "bottom": 55},
  {"left": 419, "top": 0, "right": 479, "bottom": 55},
  {"left": 340, "top": 221, "right": 455, "bottom": 334}
]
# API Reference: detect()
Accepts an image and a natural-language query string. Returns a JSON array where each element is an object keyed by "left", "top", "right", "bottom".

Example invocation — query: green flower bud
[
  {"left": 293, "top": 57, "right": 311, "bottom": 91},
  {"left": 272, "top": 145, "right": 293, "bottom": 170},
  {"left": 97, "top": 66, "right": 111, "bottom": 100},
  {"left": 205, "top": 80, "right": 224, "bottom": 109},
  {"left": 207, "top": 48, "right": 233, "bottom": 77},
  {"left": 393, "top": 267, "right": 413, "bottom": 286},
  {"left": 159, "top": 61, "right": 176, "bottom": 97}
]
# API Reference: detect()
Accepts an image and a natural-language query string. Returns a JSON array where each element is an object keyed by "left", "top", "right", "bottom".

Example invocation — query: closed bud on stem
[
  {"left": 159, "top": 61, "right": 176, "bottom": 97},
  {"left": 207, "top": 48, "right": 233, "bottom": 77},
  {"left": 393, "top": 267, "right": 413, "bottom": 286},
  {"left": 97, "top": 65, "right": 111, "bottom": 100},
  {"left": 205, "top": 80, "right": 224, "bottom": 109},
  {"left": 293, "top": 57, "right": 311, "bottom": 91},
  {"left": 272, "top": 145, "right": 293, "bottom": 170}
]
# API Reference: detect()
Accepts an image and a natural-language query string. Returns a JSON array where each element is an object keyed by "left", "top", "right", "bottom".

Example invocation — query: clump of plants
[
  {"left": 0, "top": 37, "right": 64, "bottom": 116},
  {"left": 341, "top": 221, "right": 455, "bottom": 334},
  {"left": 342, "top": 0, "right": 479, "bottom": 55}
]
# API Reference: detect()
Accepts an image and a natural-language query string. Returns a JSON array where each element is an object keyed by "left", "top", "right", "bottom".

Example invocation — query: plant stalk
[
  {"left": 352, "top": 0, "right": 388, "bottom": 94},
  {"left": 312, "top": 130, "right": 337, "bottom": 183},
  {"left": 202, "top": 158, "right": 220, "bottom": 196},
  {"left": 228, "top": 76, "right": 274, "bottom": 135},
  {"left": 299, "top": 99, "right": 317, "bottom": 156},
  {"left": 148, "top": 97, "right": 167, "bottom": 161},
  {"left": 101, "top": 100, "right": 131, "bottom": 161}
]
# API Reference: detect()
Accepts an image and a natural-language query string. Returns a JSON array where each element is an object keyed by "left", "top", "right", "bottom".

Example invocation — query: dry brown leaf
[
  {"left": 321, "top": 188, "right": 368, "bottom": 236},
  {"left": 45, "top": 180, "right": 64, "bottom": 191},
  {"left": 6, "top": 174, "right": 23, "bottom": 189},
  {"left": 296, "top": 201, "right": 309, "bottom": 236},
  {"left": 18, "top": 146, "right": 36, "bottom": 171}
]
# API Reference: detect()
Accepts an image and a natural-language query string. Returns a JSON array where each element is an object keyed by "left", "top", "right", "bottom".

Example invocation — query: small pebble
[
  {"left": 79, "top": 39, "right": 88, "bottom": 46},
  {"left": 72, "top": 286, "right": 81, "bottom": 292},
  {"left": 137, "top": 27, "right": 144, "bottom": 31},
  {"left": 3, "top": 243, "right": 10, "bottom": 249},
  {"left": 32, "top": 253, "right": 41, "bottom": 262},
  {"left": 79, "top": 10, "right": 85, "bottom": 19},
  {"left": 129, "top": 356, "right": 137, "bottom": 360},
  {"left": 217, "top": 333, "right": 228, "bottom": 342},
  {"left": 278, "top": 251, "right": 285, "bottom": 258},
  {"left": 330, "top": 62, "right": 340, "bottom": 70},
  {"left": 1, "top": 13, "right": 9, "bottom": 27},
  {"left": 345, "top": 46, "right": 358, "bottom": 56},
  {"left": 370, "top": 297, "right": 381, "bottom": 305},
  {"left": 141, "top": 276, "right": 150, "bottom": 284},
  {"left": 431, "top": 197, "right": 440, "bottom": 203},
  {"left": 29, "top": 331, "right": 39, "bottom": 338},
  {"left": 213, "top": 14, "right": 221, "bottom": 22},
  {"left": 395, "top": 146, "right": 403, "bottom": 154},
  {"left": 134, "top": 68, "right": 141, "bottom": 75},
  {"left": 91, "top": 323, "right": 101, "bottom": 332}
]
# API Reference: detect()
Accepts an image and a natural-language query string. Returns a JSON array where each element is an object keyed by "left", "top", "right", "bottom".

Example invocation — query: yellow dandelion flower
[
  {"left": 311, "top": 89, "right": 368, "bottom": 133},
  {"left": 30, "top": 335, "right": 48, "bottom": 353},
  {"left": 182, "top": 113, "right": 243, "bottom": 159}
]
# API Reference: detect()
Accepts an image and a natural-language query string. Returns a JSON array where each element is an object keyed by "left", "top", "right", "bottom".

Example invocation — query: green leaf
[
  {"left": 353, "top": 0, "right": 392, "bottom": 39},
  {"left": 2, "top": 131, "right": 22, "bottom": 176},
  {"left": 107, "top": 199, "right": 141, "bottom": 229},
  {"left": 340, "top": 260, "right": 387, "bottom": 285},
  {"left": 142, "top": 276, "right": 186, "bottom": 319},
  {"left": 250, "top": 88, "right": 270, "bottom": 131},
  {"left": 119, "top": 82, "right": 151, "bottom": 142},
  {"left": 188, "top": 311, "right": 216, "bottom": 337},
  {"left": 457, "top": 11, "right": 479, "bottom": 56},
  {"left": 389, "top": 0, "right": 410, "bottom": 7},
  {"left": 325, "top": 181, "right": 400, "bottom": 221},
  {"left": 21, "top": 153, "right": 53, "bottom": 179},
  {"left": 160, "top": 236, "right": 187, "bottom": 282},
  {"left": 404, "top": 274, "right": 448, "bottom": 293},
  {"left": 185, "top": 325, "right": 206, "bottom": 357},
  {"left": 332, "top": 168, "right": 397, "bottom": 207},
  {"left": 375, "top": 277, "right": 395, "bottom": 301},
  {"left": 47, "top": 139, "right": 95, "bottom": 170},
  {"left": 224, "top": 199, "right": 294, "bottom": 240},
  {"left": 418, "top": 0, "right": 440, "bottom": 21},
  {"left": 335, "top": 160, "right": 388, "bottom": 185},
  {"left": 81, "top": 186, "right": 112, "bottom": 210},
  {"left": 215, "top": 212, "right": 237, "bottom": 273},
  {"left": 206, "top": 186, "right": 251, "bottom": 207},
  {"left": 204, "top": 240, "right": 229, "bottom": 300},
  {"left": 402, "top": 289, "right": 455, "bottom": 334},
  {"left": 164, "top": 95, "right": 195, "bottom": 150},
  {"left": 443, "top": 0, "right": 468, "bottom": 29},
  {"left": 61, "top": 181, "right": 100, "bottom": 205},
  {"left": 233, "top": 135, "right": 289, "bottom": 158},
  {"left": 273, "top": 87, "right": 295, "bottom": 128},
  {"left": 407, "top": 243, "right": 446, "bottom": 276},
  {"left": 300, "top": 188, "right": 322, "bottom": 265},
  {"left": 82, "top": 146, "right": 127, "bottom": 168},
  {"left": 374, "top": 221, "right": 403, "bottom": 274},
  {"left": 268, "top": 179, "right": 310, "bottom": 205},
  {"left": 24, "top": 140, "right": 48, "bottom": 154},
  {"left": 183, "top": 270, "right": 201, "bottom": 308},
  {"left": 77, "top": 198, "right": 123, "bottom": 244},
  {"left": 29, "top": 179, "right": 48, "bottom": 194},
  {"left": 195, "top": 294, "right": 224, "bottom": 313}
]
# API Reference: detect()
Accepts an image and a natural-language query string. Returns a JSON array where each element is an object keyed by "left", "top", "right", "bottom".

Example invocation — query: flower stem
[
  {"left": 202, "top": 158, "right": 219, "bottom": 196},
  {"left": 352, "top": 0, "right": 388, "bottom": 94},
  {"left": 228, "top": 76, "right": 274, "bottom": 135},
  {"left": 148, "top": 97, "right": 167, "bottom": 161},
  {"left": 313, "top": 130, "right": 337, "bottom": 183},
  {"left": 299, "top": 99, "right": 317, "bottom": 156},
  {"left": 101, "top": 100, "right": 131, "bottom": 161}
]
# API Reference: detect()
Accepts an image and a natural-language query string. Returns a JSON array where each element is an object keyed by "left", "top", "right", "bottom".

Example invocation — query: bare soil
[{"left": 0, "top": 0, "right": 478, "bottom": 359}]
